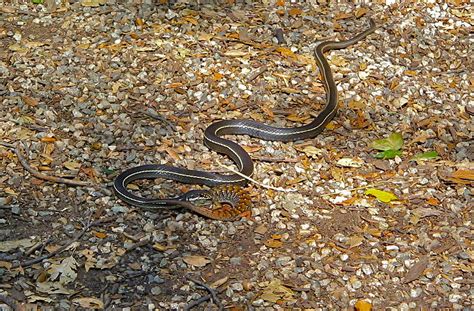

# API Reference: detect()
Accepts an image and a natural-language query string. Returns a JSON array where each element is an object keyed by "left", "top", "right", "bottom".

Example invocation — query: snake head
[{"left": 178, "top": 189, "right": 212, "bottom": 202}]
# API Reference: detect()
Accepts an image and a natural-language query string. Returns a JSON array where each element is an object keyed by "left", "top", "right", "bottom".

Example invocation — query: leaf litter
[{"left": 0, "top": 1, "right": 472, "bottom": 310}]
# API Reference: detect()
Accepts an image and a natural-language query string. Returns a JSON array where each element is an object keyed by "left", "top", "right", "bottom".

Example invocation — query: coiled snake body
[{"left": 113, "top": 19, "right": 376, "bottom": 219}]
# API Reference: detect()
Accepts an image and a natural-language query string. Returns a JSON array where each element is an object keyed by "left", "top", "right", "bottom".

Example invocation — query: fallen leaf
[
  {"left": 36, "top": 282, "right": 74, "bottom": 294},
  {"left": 260, "top": 279, "right": 295, "bottom": 303},
  {"left": 183, "top": 255, "right": 211, "bottom": 267},
  {"left": 72, "top": 297, "right": 104, "bottom": 309},
  {"left": 451, "top": 169, "right": 474, "bottom": 181},
  {"left": 0, "top": 238, "right": 36, "bottom": 252},
  {"left": 354, "top": 7, "right": 369, "bottom": 18},
  {"left": 371, "top": 133, "right": 404, "bottom": 151},
  {"left": 403, "top": 256, "right": 429, "bottom": 283},
  {"left": 0, "top": 261, "right": 12, "bottom": 269},
  {"left": 48, "top": 256, "right": 78, "bottom": 284},
  {"left": 365, "top": 189, "right": 398, "bottom": 203},
  {"left": 354, "top": 300, "right": 372, "bottom": 311},
  {"left": 242, "top": 145, "right": 262, "bottom": 153},
  {"left": 210, "top": 276, "right": 228, "bottom": 288},
  {"left": 63, "top": 161, "right": 81, "bottom": 171},
  {"left": 347, "top": 235, "right": 364, "bottom": 249},
  {"left": 426, "top": 197, "right": 440, "bottom": 206},
  {"left": 337, "top": 157, "right": 364, "bottom": 168},
  {"left": 80, "top": 249, "right": 96, "bottom": 272},
  {"left": 288, "top": 8, "right": 302, "bottom": 16},
  {"left": 254, "top": 224, "right": 268, "bottom": 235},
  {"left": 264, "top": 239, "right": 282, "bottom": 248},
  {"left": 374, "top": 149, "right": 402, "bottom": 159},
  {"left": 411, "top": 151, "right": 439, "bottom": 161},
  {"left": 275, "top": 47, "right": 296, "bottom": 59},
  {"left": 93, "top": 231, "right": 107, "bottom": 239},
  {"left": 224, "top": 50, "right": 248, "bottom": 57},
  {"left": 22, "top": 95, "right": 39, "bottom": 106},
  {"left": 296, "top": 145, "right": 323, "bottom": 159}
]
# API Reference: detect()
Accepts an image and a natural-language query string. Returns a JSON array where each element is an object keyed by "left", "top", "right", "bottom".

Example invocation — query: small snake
[{"left": 113, "top": 19, "right": 377, "bottom": 219}]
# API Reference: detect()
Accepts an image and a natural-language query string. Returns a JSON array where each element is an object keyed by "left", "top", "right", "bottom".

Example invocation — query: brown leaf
[
  {"left": 242, "top": 145, "right": 262, "bottom": 153},
  {"left": 22, "top": 95, "right": 39, "bottom": 107},
  {"left": 254, "top": 224, "right": 268, "bottom": 235},
  {"left": 264, "top": 239, "right": 283, "bottom": 248},
  {"left": 451, "top": 169, "right": 474, "bottom": 181},
  {"left": 183, "top": 255, "right": 211, "bottom": 267},
  {"left": 354, "top": 7, "right": 368, "bottom": 18},
  {"left": 403, "top": 255, "right": 429, "bottom": 283},
  {"left": 288, "top": 8, "right": 302, "bottom": 16}
]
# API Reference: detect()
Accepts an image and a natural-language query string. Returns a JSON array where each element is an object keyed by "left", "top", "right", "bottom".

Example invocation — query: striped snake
[{"left": 113, "top": 19, "right": 377, "bottom": 220}]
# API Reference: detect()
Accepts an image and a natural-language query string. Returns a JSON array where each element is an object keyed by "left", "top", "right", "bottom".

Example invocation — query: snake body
[{"left": 113, "top": 19, "right": 376, "bottom": 218}]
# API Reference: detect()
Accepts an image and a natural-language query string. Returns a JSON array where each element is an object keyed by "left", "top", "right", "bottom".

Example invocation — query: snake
[{"left": 113, "top": 18, "right": 377, "bottom": 219}]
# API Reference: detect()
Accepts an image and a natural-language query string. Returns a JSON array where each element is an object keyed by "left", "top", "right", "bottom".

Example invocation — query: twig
[
  {"left": 247, "top": 65, "right": 268, "bottom": 82},
  {"left": 0, "top": 294, "right": 20, "bottom": 311},
  {"left": 0, "top": 142, "right": 91, "bottom": 187},
  {"left": 10, "top": 216, "right": 113, "bottom": 269},
  {"left": 24, "top": 237, "right": 52, "bottom": 257},
  {"left": 185, "top": 275, "right": 223, "bottom": 311},
  {"left": 216, "top": 159, "right": 296, "bottom": 193},
  {"left": 252, "top": 155, "right": 299, "bottom": 163},
  {"left": 142, "top": 108, "right": 177, "bottom": 132}
]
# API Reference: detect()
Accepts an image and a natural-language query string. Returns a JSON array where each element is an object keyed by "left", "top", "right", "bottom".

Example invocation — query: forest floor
[{"left": 0, "top": 1, "right": 472, "bottom": 310}]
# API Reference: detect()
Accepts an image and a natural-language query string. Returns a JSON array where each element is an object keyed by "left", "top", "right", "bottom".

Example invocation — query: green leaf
[
  {"left": 32, "top": 0, "right": 44, "bottom": 4},
  {"left": 365, "top": 189, "right": 398, "bottom": 203},
  {"left": 374, "top": 149, "right": 402, "bottom": 159},
  {"left": 371, "top": 133, "right": 404, "bottom": 151},
  {"left": 411, "top": 151, "right": 438, "bottom": 161},
  {"left": 102, "top": 168, "right": 115, "bottom": 175}
]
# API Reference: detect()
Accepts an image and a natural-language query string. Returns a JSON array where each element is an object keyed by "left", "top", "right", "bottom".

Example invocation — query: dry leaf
[
  {"left": 72, "top": 297, "right": 104, "bottom": 309},
  {"left": 288, "top": 8, "right": 302, "bottom": 16},
  {"left": 365, "top": 189, "right": 398, "bottom": 203},
  {"left": 22, "top": 95, "right": 39, "bottom": 106},
  {"left": 36, "top": 282, "right": 74, "bottom": 295},
  {"left": 48, "top": 256, "right": 78, "bottom": 284},
  {"left": 264, "top": 239, "right": 282, "bottom": 248},
  {"left": 80, "top": 249, "right": 96, "bottom": 272},
  {"left": 260, "top": 279, "right": 296, "bottom": 303},
  {"left": 296, "top": 145, "right": 323, "bottom": 159},
  {"left": 254, "top": 224, "right": 268, "bottom": 235},
  {"left": 337, "top": 157, "right": 364, "bottom": 168},
  {"left": 93, "top": 231, "right": 107, "bottom": 239},
  {"left": 224, "top": 50, "right": 248, "bottom": 57},
  {"left": 354, "top": 300, "right": 372, "bottom": 311},
  {"left": 242, "top": 145, "right": 262, "bottom": 153},
  {"left": 64, "top": 161, "right": 81, "bottom": 171},
  {"left": 0, "top": 238, "right": 36, "bottom": 252},
  {"left": 354, "top": 7, "right": 368, "bottom": 18},
  {"left": 210, "top": 276, "right": 228, "bottom": 288},
  {"left": 347, "top": 236, "right": 364, "bottom": 249},
  {"left": 183, "top": 255, "right": 211, "bottom": 267},
  {"left": 451, "top": 169, "right": 474, "bottom": 181},
  {"left": 403, "top": 256, "right": 429, "bottom": 283}
]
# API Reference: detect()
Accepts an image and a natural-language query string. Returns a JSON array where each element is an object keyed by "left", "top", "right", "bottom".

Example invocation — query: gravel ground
[{"left": 0, "top": 1, "right": 473, "bottom": 310}]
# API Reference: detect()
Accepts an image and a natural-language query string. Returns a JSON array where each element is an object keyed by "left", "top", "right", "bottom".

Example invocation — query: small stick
[
  {"left": 0, "top": 142, "right": 91, "bottom": 187},
  {"left": 185, "top": 275, "right": 223, "bottom": 311},
  {"left": 216, "top": 159, "right": 296, "bottom": 193},
  {"left": 10, "top": 216, "right": 113, "bottom": 269},
  {"left": 252, "top": 155, "right": 299, "bottom": 163},
  {"left": 24, "top": 237, "right": 52, "bottom": 256},
  {"left": 142, "top": 108, "right": 176, "bottom": 132},
  {"left": 247, "top": 65, "right": 268, "bottom": 82}
]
